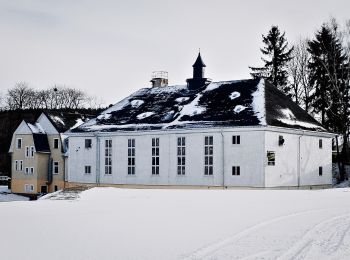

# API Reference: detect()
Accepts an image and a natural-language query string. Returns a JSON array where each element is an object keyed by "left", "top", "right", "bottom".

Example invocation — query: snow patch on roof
[
  {"left": 103, "top": 96, "right": 132, "bottom": 114},
  {"left": 230, "top": 91, "right": 241, "bottom": 100},
  {"left": 204, "top": 82, "right": 221, "bottom": 92},
  {"left": 175, "top": 97, "right": 190, "bottom": 103},
  {"left": 279, "top": 108, "right": 296, "bottom": 120},
  {"left": 27, "top": 123, "right": 45, "bottom": 134},
  {"left": 251, "top": 79, "right": 267, "bottom": 125},
  {"left": 97, "top": 113, "right": 112, "bottom": 120},
  {"left": 233, "top": 105, "right": 246, "bottom": 113},
  {"left": 70, "top": 119, "right": 84, "bottom": 130},
  {"left": 51, "top": 116, "right": 65, "bottom": 126},
  {"left": 149, "top": 85, "right": 187, "bottom": 94},
  {"left": 131, "top": 100, "right": 144, "bottom": 108},
  {"left": 277, "top": 118, "right": 323, "bottom": 130},
  {"left": 137, "top": 112, "right": 155, "bottom": 120},
  {"left": 178, "top": 94, "right": 206, "bottom": 117}
]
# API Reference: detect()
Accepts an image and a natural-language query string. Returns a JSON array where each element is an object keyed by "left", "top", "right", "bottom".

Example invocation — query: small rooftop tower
[
  {"left": 186, "top": 52, "right": 212, "bottom": 90},
  {"left": 150, "top": 71, "right": 168, "bottom": 88}
]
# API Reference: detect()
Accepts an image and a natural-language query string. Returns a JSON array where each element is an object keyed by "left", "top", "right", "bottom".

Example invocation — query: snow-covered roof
[{"left": 72, "top": 78, "right": 326, "bottom": 133}]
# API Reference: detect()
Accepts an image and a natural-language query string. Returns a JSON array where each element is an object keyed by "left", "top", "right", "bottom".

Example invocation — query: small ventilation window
[{"left": 232, "top": 135, "right": 240, "bottom": 144}]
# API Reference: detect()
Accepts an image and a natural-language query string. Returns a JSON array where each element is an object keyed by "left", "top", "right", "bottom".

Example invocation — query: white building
[{"left": 66, "top": 54, "right": 334, "bottom": 189}]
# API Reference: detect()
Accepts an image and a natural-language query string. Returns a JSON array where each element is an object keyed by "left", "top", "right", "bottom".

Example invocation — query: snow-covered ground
[
  {"left": 1, "top": 187, "right": 350, "bottom": 260},
  {"left": 0, "top": 185, "right": 29, "bottom": 202}
]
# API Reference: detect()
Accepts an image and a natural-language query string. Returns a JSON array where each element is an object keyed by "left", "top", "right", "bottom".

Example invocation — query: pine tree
[
  {"left": 249, "top": 26, "right": 294, "bottom": 94},
  {"left": 308, "top": 22, "right": 350, "bottom": 182},
  {"left": 307, "top": 24, "right": 347, "bottom": 128}
]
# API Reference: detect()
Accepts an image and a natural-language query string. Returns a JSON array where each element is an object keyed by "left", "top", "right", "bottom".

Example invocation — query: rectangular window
[
  {"left": 319, "top": 139, "right": 322, "bottom": 149},
  {"left": 177, "top": 137, "right": 186, "bottom": 175},
  {"left": 16, "top": 138, "right": 22, "bottom": 149},
  {"left": 204, "top": 136, "right": 214, "bottom": 175},
  {"left": 128, "top": 139, "right": 135, "bottom": 175},
  {"left": 232, "top": 135, "right": 241, "bottom": 144},
  {"left": 267, "top": 151, "right": 275, "bottom": 166},
  {"left": 25, "top": 146, "right": 29, "bottom": 157},
  {"left": 25, "top": 167, "right": 29, "bottom": 175},
  {"left": 15, "top": 160, "right": 19, "bottom": 171},
  {"left": 53, "top": 138, "right": 59, "bottom": 149},
  {"left": 85, "top": 139, "right": 92, "bottom": 149},
  {"left": 24, "top": 184, "right": 34, "bottom": 193},
  {"left": 85, "top": 165, "right": 91, "bottom": 174},
  {"left": 53, "top": 161, "right": 59, "bottom": 174},
  {"left": 30, "top": 167, "right": 34, "bottom": 175},
  {"left": 30, "top": 146, "right": 35, "bottom": 157},
  {"left": 105, "top": 139, "right": 112, "bottom": 175},
  {"left": 19, "top": 160, "right": 23, "bottom": 171},
  {"left": 152, "top": 138, "right": 160, "bottom": 175},
  {"left": 319, "top": 166, "right": 323, "bottom": 176},
  {"left": 232, "top": 166, "right": 240, "bottom": 176}
]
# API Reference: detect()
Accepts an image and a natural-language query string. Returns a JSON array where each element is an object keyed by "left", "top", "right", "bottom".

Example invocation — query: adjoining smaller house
[{"left": 8, "top": 112, "right": 85, "bottom": 195}]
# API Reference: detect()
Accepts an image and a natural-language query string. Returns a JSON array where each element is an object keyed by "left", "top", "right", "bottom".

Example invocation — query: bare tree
[
  {"left": 6, "top": 82, "right": 34, "bottom": 109},
  {"left": 288, "top": 38, "right": 314, "bottom": 112},
  {"left": 87, "top": 95, "right": 105, "bottom": 109}
]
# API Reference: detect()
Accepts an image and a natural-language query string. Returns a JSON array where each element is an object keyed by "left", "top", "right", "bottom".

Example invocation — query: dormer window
[
  {"left": 16, "top": 138, "right": 22, "bottom": 149},
  {"left": 54, "top": 138, "right": 59, "bottom": 149},
  {"left": 85, "top": 139, "right": 92, "bottom": 149}
]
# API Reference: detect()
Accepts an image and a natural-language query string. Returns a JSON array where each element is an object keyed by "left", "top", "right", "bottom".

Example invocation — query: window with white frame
[
  {"left": 19, "top": 160, "right": 23, "bottom": 171},
  {"left": 16, "top": 138, "right": 22, "bottom": 149},
  {"left": 319, "top": 139, "right": 322, "bottom": 149},
  {"left": 152, "top": 138, "right": 159, "bottom": 175},
  {"left": 319, "top": 166, "right": 323, "bottom": 176},
  {"left": 204, "top": 136, "right": 214, "bottom": 175},
  {"left": 30, "top": 146, "right": 35, "bottom": 157},
  {"left": 267, "top": 151, "right": 275, "bottom": 166},
  {"left": 25, "top": 146, "right": 29, "bottom": 157},
  {"left": 232, "top": 166, "right": 240, "bottom": 176},
  {"left": 85, "top": 165, "right": 91, "bottom": 174},
  {"left": 177, "top": 137, "right": 186, "bottom": 175},
  {"left": 30, "top": 167, "right": 34, "bottom": 175},
  {"left": 105, "top": 139, "right": 112, "bottom": 175},
  {"left": 232, "top": 135, "right": 240, "bottom": 144},
  {"left": 128, "top": 139, "right": 135, "bottom": 175},
  {"left": 25, "top": 167, "right": 29, "bottom": 175},
  {"left": 24, "top": 184, "right": 34, "bottom": 193},
  {"left": 15, "top": 160, "right": 19, "bottom": 171},
  {"left": 53, "top": 161, "right": 59, "bottom": 174}
]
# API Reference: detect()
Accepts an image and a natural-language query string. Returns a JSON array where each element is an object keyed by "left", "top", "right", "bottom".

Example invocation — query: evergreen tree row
[{"left": 250, "top": 20, "right": 350, "bottom": 182}]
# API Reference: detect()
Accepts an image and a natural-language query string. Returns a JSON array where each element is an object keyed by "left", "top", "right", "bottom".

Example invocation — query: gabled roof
[{"left": 72, "top": 78, "right": 326, "bottom": 133}]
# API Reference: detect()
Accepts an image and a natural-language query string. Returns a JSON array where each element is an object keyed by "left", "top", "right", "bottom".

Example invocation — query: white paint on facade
[{"left": 66, "top": 127, "right": 334, "bottom": 188}]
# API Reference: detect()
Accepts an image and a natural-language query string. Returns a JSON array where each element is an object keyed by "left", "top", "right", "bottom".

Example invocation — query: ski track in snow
[
  {"left": 183, "top": 208, "right": 350, "bottom": 260},
  {"left": 277, "top": 213, "right": 350, "bottom": 260}
]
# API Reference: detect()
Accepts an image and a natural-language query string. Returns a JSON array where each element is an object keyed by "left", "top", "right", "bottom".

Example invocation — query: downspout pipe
[
  {"left": 95, "top": 134, "right": 101, "bottom": 187},
  {"left": 220, "top": 129, "right": 225, "bottom": 189},
  {"left": 297, "top": 131, "right": 305, "bottom": 188}
]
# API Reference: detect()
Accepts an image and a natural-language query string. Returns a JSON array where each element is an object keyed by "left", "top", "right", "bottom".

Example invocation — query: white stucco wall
[
  {"left": 67, "top": 127, "right": 333, "bottom": 188},
  {"left": 67, "top": 129, "right": 266, "bottom": 187},
  {"left": 264, "top": 130, "right": 333, "bottom": 187}
]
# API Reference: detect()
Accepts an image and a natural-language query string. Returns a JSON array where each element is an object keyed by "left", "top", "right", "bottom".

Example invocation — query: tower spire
[{"left": 186, "top": 52, "right": 211, "bottom": 90}]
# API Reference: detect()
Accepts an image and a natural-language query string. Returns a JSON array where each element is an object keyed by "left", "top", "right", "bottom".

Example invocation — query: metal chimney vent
[{"left": 150, "top": 71, "right": 168, "bottom": 88}]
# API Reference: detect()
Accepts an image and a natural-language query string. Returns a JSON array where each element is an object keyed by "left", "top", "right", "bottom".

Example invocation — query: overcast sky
[{"left": 0, "top": 0, "right": 349, "bottom": 105}]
